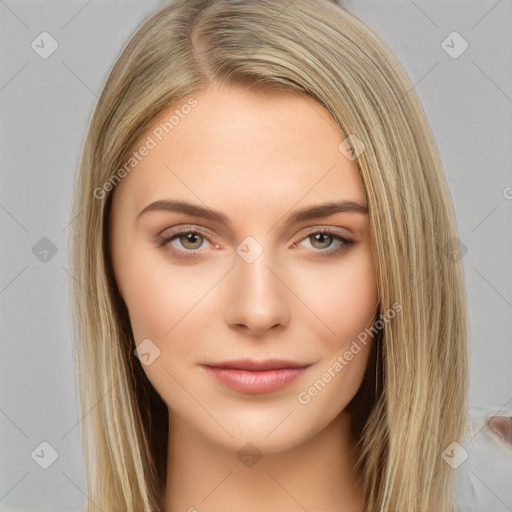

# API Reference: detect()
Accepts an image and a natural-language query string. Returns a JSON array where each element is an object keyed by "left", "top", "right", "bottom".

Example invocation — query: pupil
[
  {"left": 313, "top": 233, "right": 331, "bottom": 248},
  {"left": 184, "top": 233, "right": 201, "bottom": 248}
]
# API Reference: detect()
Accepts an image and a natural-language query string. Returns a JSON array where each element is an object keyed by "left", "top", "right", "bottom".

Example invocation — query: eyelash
[{"left": 155, "top": 226, "right": 354, "bottom": 260}]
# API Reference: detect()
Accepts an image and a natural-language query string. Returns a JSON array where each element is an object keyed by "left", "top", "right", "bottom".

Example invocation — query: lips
[
  {"left": 201, "top": 359, "right": 311, "bottom": 394},
  {"left": 206, "top": 359, "right": 310, "bottom": 371}
]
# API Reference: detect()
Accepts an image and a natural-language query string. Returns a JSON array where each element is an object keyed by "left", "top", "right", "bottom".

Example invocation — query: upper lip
[{"left": 203, "top": 359, "right": 311, "bottom": 371}]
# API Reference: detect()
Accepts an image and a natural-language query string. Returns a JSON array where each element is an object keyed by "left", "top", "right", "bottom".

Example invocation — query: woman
[{"left": 69, "top": 1, "right": 470, "bottom": 510}]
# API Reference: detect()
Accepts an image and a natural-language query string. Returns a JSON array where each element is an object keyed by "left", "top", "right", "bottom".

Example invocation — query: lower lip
[{"left": 203, "top": 366, "right": 308, "bottom": 394}]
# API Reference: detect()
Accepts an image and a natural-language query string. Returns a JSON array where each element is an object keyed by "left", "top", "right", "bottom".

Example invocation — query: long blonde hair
[{"left": 69, "top": 1, "right": 470, "bottom": 510}]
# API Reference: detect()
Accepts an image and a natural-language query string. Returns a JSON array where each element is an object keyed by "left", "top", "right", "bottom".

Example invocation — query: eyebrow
[{"left": 137, "top": 199, "right": 368, "bottom": 228}]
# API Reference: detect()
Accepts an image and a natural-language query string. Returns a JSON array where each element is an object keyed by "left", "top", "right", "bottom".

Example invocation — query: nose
[{"left": 223, "top": 251, "right": 291, "bottom": 337}]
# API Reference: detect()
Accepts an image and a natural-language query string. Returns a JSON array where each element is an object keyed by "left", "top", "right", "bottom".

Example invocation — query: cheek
[
  {"left": 118, "top": 241, "right": 378, "bottom": 347},
  {"left": 115, "top": 249, "right": 211, "bottom": 395},
  {"left": 295, "top": 251, "right": 377, "bottom": 414},
  {"left": 295, "top": 247, "right": 378, "bottom": 348},
  {"left": 114, "top": 244, "right": 217, "bottom": 343}
]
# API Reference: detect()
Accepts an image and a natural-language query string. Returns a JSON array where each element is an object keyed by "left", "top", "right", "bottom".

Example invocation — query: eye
[
  {"left": 296, "top": 229, "right": 354, "bottom": 257},
  {"left": 172, "top": 231, "right": 207, "bottom": 250},
  {"left": 155, "top": 226, "right": 354, "bottom": 260},
  {"left": 155, "top": 227, "right": 215, "bottom": 259}
]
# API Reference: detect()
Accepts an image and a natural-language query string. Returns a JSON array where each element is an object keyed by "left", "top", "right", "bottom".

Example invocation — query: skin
[{"left": 110, "top": 82, "right": 378, "bottom": 512}]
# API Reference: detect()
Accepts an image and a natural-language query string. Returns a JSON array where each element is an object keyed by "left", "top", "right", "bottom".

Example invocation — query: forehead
[{"left": 112, "top": 83, "right": 366, "bottom": 217}]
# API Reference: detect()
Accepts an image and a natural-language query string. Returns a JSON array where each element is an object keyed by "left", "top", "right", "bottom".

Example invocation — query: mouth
[{"left": 201, "top": 359, "right": 312, "bottom": 394}]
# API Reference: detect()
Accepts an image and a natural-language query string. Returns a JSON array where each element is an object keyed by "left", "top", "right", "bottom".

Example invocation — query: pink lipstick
[{"left": 202, "top": 359, "right": 311, "bottom": 394}]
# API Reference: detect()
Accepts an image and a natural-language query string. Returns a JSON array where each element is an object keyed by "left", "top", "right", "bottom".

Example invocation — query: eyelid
[
  {"left": 158, "top": 224, "right": 216, "bottom": 241},
  {"left": 300, "top": 225, "right": 353, "bottom": 240}
]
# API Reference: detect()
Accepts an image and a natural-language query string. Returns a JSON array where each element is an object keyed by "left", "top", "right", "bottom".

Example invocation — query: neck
[{"left": 163, "top": 410, "right": 364, "bottom": 512}]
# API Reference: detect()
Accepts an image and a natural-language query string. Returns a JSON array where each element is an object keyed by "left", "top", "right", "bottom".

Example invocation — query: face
[{"left": 110, "top": 82, "right": 378, "bottom": 454}]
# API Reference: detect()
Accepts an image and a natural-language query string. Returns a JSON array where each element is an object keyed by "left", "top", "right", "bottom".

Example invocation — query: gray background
[{"left": 1, "top": 1, "right": 511, "bottom": 511}]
